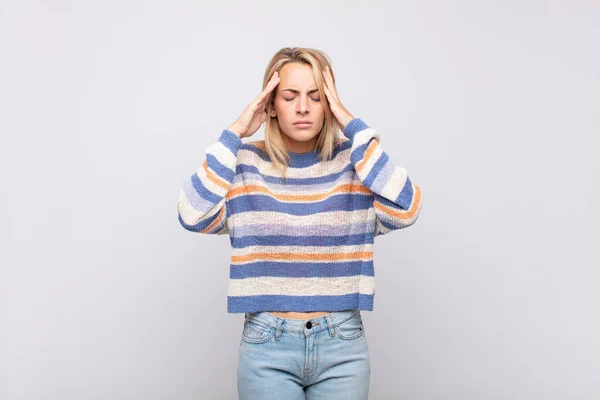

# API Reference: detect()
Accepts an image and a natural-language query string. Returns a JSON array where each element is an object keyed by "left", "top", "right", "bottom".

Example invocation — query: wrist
[{"left": 227, "top": 125, "right": 244, "bottom": 138}]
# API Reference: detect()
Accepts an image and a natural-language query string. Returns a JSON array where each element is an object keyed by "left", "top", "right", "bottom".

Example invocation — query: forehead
[{"left": 278, "top": 62, "right": 316, "bottom": 88}]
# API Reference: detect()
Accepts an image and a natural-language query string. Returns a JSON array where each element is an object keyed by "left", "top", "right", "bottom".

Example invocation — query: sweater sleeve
[
  {"left": 344, "top": 118, "right": 422, "bottom": 237},
  {"left": 177, "top": 129, "right": 242, "bottom": 235}
]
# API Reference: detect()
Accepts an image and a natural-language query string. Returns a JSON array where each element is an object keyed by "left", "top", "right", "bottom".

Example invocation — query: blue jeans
[{"left": 237, "top": 309, "right": 370, "bottom": 399}]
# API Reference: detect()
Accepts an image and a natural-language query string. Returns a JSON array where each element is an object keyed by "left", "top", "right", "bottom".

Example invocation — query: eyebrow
[{"left": 281, "top": 88, "right": 319, "bottom": 94}]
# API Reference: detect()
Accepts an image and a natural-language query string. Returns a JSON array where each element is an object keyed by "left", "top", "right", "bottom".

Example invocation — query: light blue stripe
[
  {"left": 230, "top": 261, "right": 374, "bottom": 279},
  {"left": 182, "top": 178, "right": 218, "bottom": 212},
  {"left": 370, "top": 159, "right": 396, "bottom": 194},
  {"left": 233, "top": 222, "right": 374, "bottom": 238}
]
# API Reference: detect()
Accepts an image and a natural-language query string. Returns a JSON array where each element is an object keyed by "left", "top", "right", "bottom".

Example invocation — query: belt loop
[
  {"left": 274, "top": 317, "right": 283, "bottom": 341},
  {"left": 324, "top": 314, "right": 335, "bottom": 337}
]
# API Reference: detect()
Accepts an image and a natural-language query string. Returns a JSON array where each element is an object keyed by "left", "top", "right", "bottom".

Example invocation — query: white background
[{"left": 1, "top": 1, "right": 599, "bottom": 398}]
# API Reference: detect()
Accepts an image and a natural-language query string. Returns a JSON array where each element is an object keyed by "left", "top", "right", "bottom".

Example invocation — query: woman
[{"left": 178, "top": 47, "right": 422, "bottom": 399}]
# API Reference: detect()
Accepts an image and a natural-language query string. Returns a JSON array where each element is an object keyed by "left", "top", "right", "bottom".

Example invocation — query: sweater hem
[{"left": 227, "top": 293, "right": 374, "bottom": 313}]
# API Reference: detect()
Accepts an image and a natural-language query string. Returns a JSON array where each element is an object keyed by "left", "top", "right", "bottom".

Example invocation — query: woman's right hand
[{"left": 227, "top": 71, "right": 280, "bottom": 139}]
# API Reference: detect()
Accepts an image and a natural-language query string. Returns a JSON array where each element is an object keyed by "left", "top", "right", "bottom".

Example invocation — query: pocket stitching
[
  {"left": 333, "top": 315, "right": 365, "bottom": 340},
  {"left": 241, "top": 321, "right": 275, "bottom": 344}
]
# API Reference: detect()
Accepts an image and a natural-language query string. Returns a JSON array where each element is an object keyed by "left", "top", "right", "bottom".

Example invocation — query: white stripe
[
  {"left": 229, "top": 208, "right": 377, "bottom": 227},
  {"left": 237, "top": 146, "right": 353, "bottom": 179},
  {"left": 232, "top": 170, "right": 355, "bottom": 192},
  {"left": 380, "top": 167, "right": 408, "bottom": 204},
  {"left": 208, "top": 141, "right": 238, "bottom": 171},
  {"left": 351, "top": 128, "right": 380, "bottom": 150},
  {"left": 228, "top": 276, "right": 375, "bottom": 296}
]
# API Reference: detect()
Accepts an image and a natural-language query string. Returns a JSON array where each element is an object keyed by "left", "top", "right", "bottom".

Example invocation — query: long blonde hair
[{"left": 259, "top": 47, "right": 340, "bottom": 178}]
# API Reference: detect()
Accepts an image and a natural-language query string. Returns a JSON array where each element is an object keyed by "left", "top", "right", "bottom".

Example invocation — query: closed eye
[{"left": 284, "top": 97, "right": 321, "bottom": 102}]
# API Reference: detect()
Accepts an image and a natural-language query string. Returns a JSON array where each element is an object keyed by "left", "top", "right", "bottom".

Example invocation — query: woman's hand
[
  {"left": 322, "top": 65, "right": 355, "bottom": 132},
  {"left": 228, "top": 71, "right": 280, "bottom": 139}
]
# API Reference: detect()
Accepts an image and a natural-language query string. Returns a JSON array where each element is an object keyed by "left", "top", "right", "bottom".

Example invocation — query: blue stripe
[
  {"left": 362, "top": 151, "right": 388, "bottom": 188},
  {"left": 190, "top": 173, "right": 222, "bottom": 204},
  {"left": 343, "top": 118, "right": 370, "bottom": 141},
  {"left": 350, "top": 141, "right": 369, "bottom": 165},
  {"left": 230, "top": 260, "right": 374, "bottom": 279},
  {"left": 396, "top": 176, "right": 413, "bottom": 210},
  {"left": 206, "top": 153, "right": 235, "bottom": 182},
  {"left": 379, "top": 216, "right": 404, "bottom": 230},
  {"left": 373, "top": 193, "right": 399, "bottom": 209},
  {"left": 228, "top": 293, "right": 374, "bottom": 313},
  {"left": 232, "top": 233, "right": 374, "bottom": 248},
  {"left": 178, "top": 210, "right": 222, "bottom": 232},
  {"left": 229, "top": 193, "right": 373, "bottom": 215},
  {"left": 219, "top": 129, "right": 242, "bottom": 154},
  {"left": 240, "top": 140, "right": 353, "bottom": 165}
]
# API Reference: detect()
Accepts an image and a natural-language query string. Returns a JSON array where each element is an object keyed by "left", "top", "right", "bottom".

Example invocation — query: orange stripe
[
  {"left": 202, "top": 205, "right": 225, "bottom": 233},
  {"left": 374, "top": 184, "right": 421, "bottom": 220},
  {"left": 227, "top": 183, "right": 372, "bottom": 202},
  {"left": 355, "top": 140, "right": 379, "bottom": 174},
  {"left": 202, "top": 160, "right": 230, "bottom": 191},
  {"left": 231, "top": 251, "right": 373, "bottom": 263}
]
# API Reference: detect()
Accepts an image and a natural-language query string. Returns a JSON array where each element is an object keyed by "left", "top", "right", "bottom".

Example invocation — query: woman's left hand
[{"left": 322, "top": 65, "right": 355, "bottom": 132}]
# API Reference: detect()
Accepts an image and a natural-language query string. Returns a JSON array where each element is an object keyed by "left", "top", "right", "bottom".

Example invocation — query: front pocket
[
  {"left": 241, "top": 320, "right": 275, "bottom": 344},
  {"left": 333, "top": 313, "right": 365, "bottom": 340}
]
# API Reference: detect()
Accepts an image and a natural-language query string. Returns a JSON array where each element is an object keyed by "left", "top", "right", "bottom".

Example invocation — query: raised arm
[
  {"left": 177, "top": 70, "right": 281, "bottom": 235},
  {"left": 177, "top": 130, "right": 241, "bottom": 234},
  {"left": 344, "top": 118, "right": 422, "bottom": 237}
]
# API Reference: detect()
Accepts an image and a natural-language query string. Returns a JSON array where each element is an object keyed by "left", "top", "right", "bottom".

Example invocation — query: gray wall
[{"left": 1, "top": 1, "right": 599, "bottom": 399}]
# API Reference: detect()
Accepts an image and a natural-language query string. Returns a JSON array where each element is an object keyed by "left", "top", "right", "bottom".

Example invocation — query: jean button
[{"left": 306, "top": 321, "right": 312, "bottom": 329}]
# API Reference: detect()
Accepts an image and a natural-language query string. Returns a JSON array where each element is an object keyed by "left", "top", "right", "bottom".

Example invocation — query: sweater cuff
[
  {"left": 343, "top": 118, "right": 369, "bottom": 140},
  {"left": 219, "top": 129, "right": 243, "bottom": 154}
]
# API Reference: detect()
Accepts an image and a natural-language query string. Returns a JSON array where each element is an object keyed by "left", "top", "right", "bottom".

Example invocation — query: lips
[{"left": 293, "top": 121, "right": 313, "bottom": 126}]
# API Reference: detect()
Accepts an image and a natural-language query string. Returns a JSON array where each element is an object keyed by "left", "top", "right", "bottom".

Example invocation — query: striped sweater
[{"left": 178, "top": 118, "right": 422, "bottom": 313}]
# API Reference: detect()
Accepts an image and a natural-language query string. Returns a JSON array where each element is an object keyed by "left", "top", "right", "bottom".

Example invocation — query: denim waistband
[{"left": 244, "top": 309, "right": 361, "bottom": 337}]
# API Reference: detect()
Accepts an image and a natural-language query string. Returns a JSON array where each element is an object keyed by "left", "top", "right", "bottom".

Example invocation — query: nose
[{"left": 297, "top": 96, "right": 309, "bottom": 115}]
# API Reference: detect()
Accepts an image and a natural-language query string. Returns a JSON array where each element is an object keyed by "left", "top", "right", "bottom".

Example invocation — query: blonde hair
[{"left": 258, "top": 47, "right": 341, "bottom": 179}]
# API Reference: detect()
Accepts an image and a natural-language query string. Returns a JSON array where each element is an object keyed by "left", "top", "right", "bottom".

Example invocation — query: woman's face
[{"left": 270, "top": 62, "right": 325, "bottom": 152}]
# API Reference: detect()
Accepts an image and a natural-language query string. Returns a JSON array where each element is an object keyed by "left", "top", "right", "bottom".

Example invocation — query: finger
[
  {"left": 322, "top": 69, "right": 338, "bottom": 101},
  {"left": 258, "top": 78, "right": 278, "bottom": 106},
  {"left": 323, "top": 66, "right": 334, "bottom": 86},
  {"left": 256, "top": 90, "right": 275, "bottom": 112},
  {"left": 322, "top": 84, "right": 334, "bottom": 102},
  {"left": 255, "top": 73, "right": 280, "bottom": 105}
]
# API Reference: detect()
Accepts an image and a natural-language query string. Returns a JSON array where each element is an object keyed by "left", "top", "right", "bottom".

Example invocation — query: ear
[{"left": 269, "top": 108, "right": 277, "bottom": 117}]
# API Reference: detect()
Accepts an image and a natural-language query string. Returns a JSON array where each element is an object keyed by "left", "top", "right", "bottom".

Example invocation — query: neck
[{"left": 283, "top": 135, "right": 318, "bottom": 154}]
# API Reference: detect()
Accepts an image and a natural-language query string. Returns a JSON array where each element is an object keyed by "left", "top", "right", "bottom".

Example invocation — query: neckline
[{"left": 287, "top": 149, "right": 321, "bottom": 167}]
